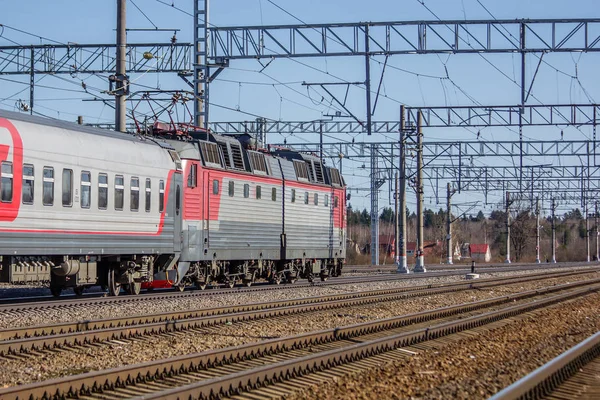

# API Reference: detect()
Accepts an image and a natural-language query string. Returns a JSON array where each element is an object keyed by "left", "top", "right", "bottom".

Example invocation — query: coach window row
[{"left": 12, "top": 164, "right": 165, "bottom": 213}]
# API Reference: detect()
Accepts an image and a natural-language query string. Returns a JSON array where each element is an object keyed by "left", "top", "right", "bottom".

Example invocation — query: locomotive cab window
[
  {"left": 256, "top": 185, "right": 261, "bottom": 199},
  {"left": 81, "top": 171, "right": 91, "bottom": 209},
  {"left": 187, "top": 163, "right": 197, "bottom": 188},
  {"left": 145, "top": 179, "right": 151, "bottom": 212},
  {"left": 98, "top": 173, "right": 108, "bottom": 209},
  {"left": 43, "top": 167, "right": 54, "bottom": 206},
  {"left": 159, "top": 180, "right": 165, "bottom": 213},
  {"left": 131, "top": 177, "right": 140, "bottom": 211},
  {"left": 271, "top": 188, "right": 277, "bottom": 201},
  {"left": 62, "top": 169, "right": 73, "bottom": 207},
  {"left": 1, "top": 162, "right": 13, "bottom": 203},
  {"left": 22, "top": 164, "right": 34, "bottom": 204},
  {"left": 115, "top": 175, "right": 124, "bottom": 211},
  {"left": 291, "top": 189, "right": 296, "bottom": 203}
]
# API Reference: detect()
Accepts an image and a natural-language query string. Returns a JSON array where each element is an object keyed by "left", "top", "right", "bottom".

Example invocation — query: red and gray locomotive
[{"left": 0, "top": 109, "right": 346, "bottom": 296}]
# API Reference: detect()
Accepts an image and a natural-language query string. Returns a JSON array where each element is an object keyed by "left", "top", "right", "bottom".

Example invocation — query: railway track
[
  {"left": 0, "top": 264, "right": 593, "bottom": 314},
  {"left": 491, "top": 331, "right": 600, "bottom": 400},
  {"left": 346, "top": 261, "right": 597, "bottom": 273},
  {"left": 1, "top": 269, "right": 594, "bottom": 357},
  {"left": 3, "top": 268, "right": 598, "bottom": 354},
  {"left": 3, "top": 278, "right": 599, "bottom": 400}
]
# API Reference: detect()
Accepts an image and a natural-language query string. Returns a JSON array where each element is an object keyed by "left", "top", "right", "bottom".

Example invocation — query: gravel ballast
[
  {"left": 288, "top": 292, "right": 600, "bottom": 400},
  {"left": 0, "top": 270, "right": 597, "bottom": 387}
]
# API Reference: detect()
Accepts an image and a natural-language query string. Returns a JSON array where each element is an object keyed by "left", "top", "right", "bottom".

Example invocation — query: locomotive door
[{"left": 202, "top": 170, "right": 210, "bottom": 251}]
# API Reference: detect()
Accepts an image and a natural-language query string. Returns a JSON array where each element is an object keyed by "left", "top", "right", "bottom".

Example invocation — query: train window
[
  {"left": 304, "top": 192, "right": 309, "bottom": 204},
  {"left": 98, "top": 173, "right": 108, "bottom": 209},
  {"left": 271, "top": 188, "right": 277, "bottom": 201},
  {"left": 324, "top": 194, "right": 329, "bottom": 207},
  {"left": 145, "top": 179, "right": 151, "bottom": 212},
  {"left": 43, "top": 167, "right": 54, "bottom": 206},
  {"left": 159, "top": 180, "right": 165, "bottom": 213},
  {"left": 115, "top": 175, "right": 124, "bottom": 211},
  {"left": 291, "top": 189, "right": 296, "bottom": 203},
  {"left": 256, "top": 185, "right": 261, "bottom": 199},
  {"left": 1, "top": 162, "right": 13, "bottom": 203},
  {"left": 213, "top": 179, "right": 219, "bottom": 195},
  {"left": 22, "top": 164, "right": 34, "bottom": 205},
  {"left": 187, "top": 163, "right": 197, "bottom": 188},
  {"left": 314, "top": 193, "right": 319, "bottom": 206},
  {"left": 334, "top": 196, "right": 339, "bottom": 208},
  {"left": 130, "top": 177, "right": 140, "bottom": 211},
  {"left": 62, "top": 169, "right": 73, "bottom": 207},
  {"left": 244, "top": 183, "right": 249, "bottom": 198},
  {"left": 228, "top": 181, "right": 234, "bottom": 197},
  {"left": 81, "top": 171, "right": 91, "bottom": 209}
]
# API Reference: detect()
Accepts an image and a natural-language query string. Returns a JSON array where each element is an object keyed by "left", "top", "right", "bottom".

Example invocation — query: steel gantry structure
[{"left": 4, "top": 9, "right": 600, "bottom": 269}]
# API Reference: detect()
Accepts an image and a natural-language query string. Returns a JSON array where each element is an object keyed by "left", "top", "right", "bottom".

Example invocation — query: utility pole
[
  {"left": 194, "top": 0, "right": 209, "bottom": 128},
  {"left": 364, "top": 24, "right": 372, "bottom": 136},
  {"left": 586, "top": 201, "right": 591, "bottom": 262},
  {"left": 414, "top": 111, "right": 426, "bottom": 273},
  {"left": 594, "top": 202, "right": 600, "bottom": 261},
  {"left": 397, "top": 106, "right": 409, "bottom": 273},
  {"left": 446, "top": 182, "right": 453, "bottom": 265},
  {"left": 115, "top": 0, "right": 127, "bottom": 132},
  {"left": 551, "top": 197, "right": 557, "bottom": 263},
  {"left": 505, "top": 191, "right": 511, "bottom": 264},
  {"left": 535, "top": 197, "right": 541, "bottom": 263},
  {"left": 370, "top": 144, "right": 379, "bottom": 265}
]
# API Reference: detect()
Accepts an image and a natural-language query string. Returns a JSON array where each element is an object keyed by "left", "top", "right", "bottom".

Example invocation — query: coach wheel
[
  {"left": 74, "top": 286, "right": 85, "bottom": 296},
  {"left": 320, "top": 273, "right": 329, "bottom": 282},
  {"left": 50, "top": 286, "right": 62, "bottom": 297},
  {"left": 127, "top": 282, "right": 141, "bottom": 296},
  {"left": 108, "top": 268, "right": 121, "bottom": 296},
  {"left": 307, "top": 273, "right": 315, "bottom": 284},
  {"left": 227, "top": 280, "right": 235, "bottom": 289},
  {"left": 175, "top": 285, "right": 185, "bottom": 292}
]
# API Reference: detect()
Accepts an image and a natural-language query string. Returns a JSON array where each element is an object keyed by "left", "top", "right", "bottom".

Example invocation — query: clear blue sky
[{"left": 1, "top": 0, "right": 599, "bottom": 215}]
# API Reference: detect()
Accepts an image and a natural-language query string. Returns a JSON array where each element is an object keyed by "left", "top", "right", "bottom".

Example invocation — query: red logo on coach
[{"left": 0, "top": 118, "right": 23, "bottom": 222}]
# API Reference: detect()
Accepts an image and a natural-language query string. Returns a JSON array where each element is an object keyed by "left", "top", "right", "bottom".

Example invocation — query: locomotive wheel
[
  {"left": 307, "top": 273, "right": 315, "bottom": 284},
  {"left": 273, "top": 273, "right": 282, "bottom": 285},
  {"left": 74, "top": 286, "right": 85, "bottom": 296},
  {"left": 108, "top": 268, "right": 121, "bottom": 296},
  {"left": 50, "top": 286, "right": 62, "bottom": 297},
  {"left": 127, "top": 282, "right": 141, "bottom": 295},
  {"left": 176, "top": 285, "right": 185, "bottom": 292},
  {"left": 286, "top": 272, "right": 298, "bottom": 284},
  {"left": 320, "top": 273, "right": 329, "bottom": 282},
  {"left": 195, "top": 276, "right": 210, "bottom": 290},
  {"left": 227, "top": 280, "right": 235, "bottom": 289}
]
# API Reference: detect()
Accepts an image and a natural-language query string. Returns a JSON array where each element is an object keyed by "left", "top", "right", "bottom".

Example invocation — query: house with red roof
[{"left": 469, "top": 243, "right": 491, "bottom": 262}]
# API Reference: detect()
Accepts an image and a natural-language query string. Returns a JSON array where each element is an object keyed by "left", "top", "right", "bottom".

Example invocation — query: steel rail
[
  {"left": 2, "top": 281, "right": 600, "bottom": 400},
  {"left": 490, "top": 331, "right": 600, "bottom": 400},
  {"left": 1, "top": 269, "right": 591, "bottom": 355}
]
